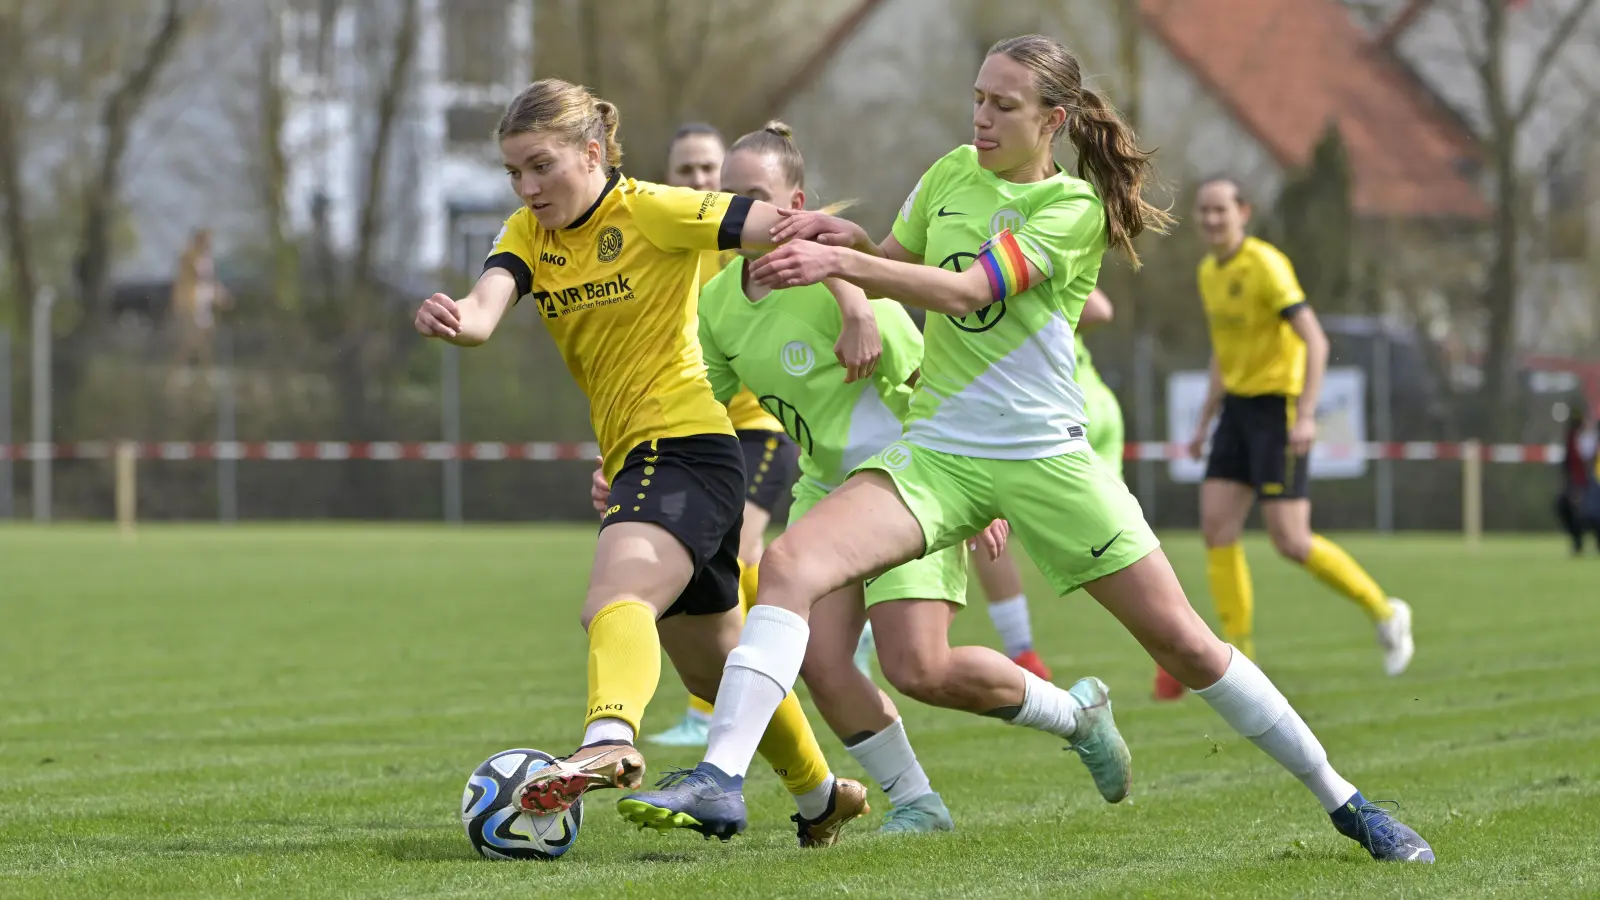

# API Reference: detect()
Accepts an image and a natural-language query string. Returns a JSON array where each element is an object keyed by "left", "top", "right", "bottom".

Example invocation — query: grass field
[{"left": 2, "top": 524, "right": 1598, "bottom": 898}]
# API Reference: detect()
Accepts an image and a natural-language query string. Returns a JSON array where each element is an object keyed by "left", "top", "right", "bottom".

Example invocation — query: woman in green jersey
[
  {"left": 626, "top": 34, "right": 1434, "bottom": 864},
  {"left": 601, "top": 121, "right": 966, "bottom": 835}
]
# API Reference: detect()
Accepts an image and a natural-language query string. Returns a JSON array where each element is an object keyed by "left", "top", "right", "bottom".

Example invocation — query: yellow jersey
[
  {"left": 1198, "top": 236, "right": 1308, "bottom": 397},
  {"left": 696, "top": 249, "right": 784, "bottom": 434},
  {"left": 487, "top": 172, "right": 752, "bottom": 480}
]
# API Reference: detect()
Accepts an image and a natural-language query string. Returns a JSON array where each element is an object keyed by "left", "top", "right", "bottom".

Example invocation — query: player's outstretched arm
[
  {"left": 413, "top": 268, "right": 518, "bottom": 347},
  {"left": 749, "top": 239, "right": 1045, "bottom": 319}
]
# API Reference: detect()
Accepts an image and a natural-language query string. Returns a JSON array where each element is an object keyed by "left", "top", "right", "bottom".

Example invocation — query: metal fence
[{"left": 2, "top": 300, "right": 1592, "bottom": 532}]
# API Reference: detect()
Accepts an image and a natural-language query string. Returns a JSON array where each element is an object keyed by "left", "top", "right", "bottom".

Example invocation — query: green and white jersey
[
  {"left": 1075, "top": 333, "right": 1107, "bottom": 391},
  {"left": 698, "top": 257, "right": 924, "bottom": 489},
  {"left": 891, "top": 145, "right": 1107, "bottom": 459}
]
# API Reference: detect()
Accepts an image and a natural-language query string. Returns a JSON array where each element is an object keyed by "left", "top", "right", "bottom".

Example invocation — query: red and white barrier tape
[{"left": 0, "top": 440, "right": 1565, "bottom": 464}]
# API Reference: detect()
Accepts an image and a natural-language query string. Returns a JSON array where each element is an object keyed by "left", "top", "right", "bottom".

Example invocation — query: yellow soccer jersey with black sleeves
[
  {"left": 1198, "top": 236, "right": 1308, "bottom": 397},
  {"left": 696, "top": 249, "right": 783, "bottom": 434},
  {"left": 485, "top": 172, "right": 752, "bottom": 480}
]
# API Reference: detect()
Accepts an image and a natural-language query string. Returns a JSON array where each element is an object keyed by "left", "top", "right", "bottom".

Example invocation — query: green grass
[{"left": 2, "top": 524, "right": 1598, "bottom": 898}]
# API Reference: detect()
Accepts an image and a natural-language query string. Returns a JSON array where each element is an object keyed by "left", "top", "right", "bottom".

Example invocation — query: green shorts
[
  {"left": 853, "top": 441, "right": 1158, "bottom": 597},
  {"left": 790, "top": 477, "right": 968, "bottom": 607},
  {"left": 1082, "top": 378, "right": 1125, "bottom": 482}
]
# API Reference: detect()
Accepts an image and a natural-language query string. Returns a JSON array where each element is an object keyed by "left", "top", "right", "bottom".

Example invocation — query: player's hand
[
  {"left": 1187, "top": 429, "right": 1208, "bottom": 461},
  {"left": 415, "top": 292, "right": 461, "bottom": 339},
  {"left": 749, "top": 241, "right": 840, "bottom": 289},
  {"left": 1288, "top": 417, "right": 1317, "bottom": 457},
  {"left": 969, "top": 519, "right": 1010, "bottom": 560},
  {"left": 835, "top": 308, "right": 881, "bottom": 383},
  {"left": 589, "top": 457, "right": 610, "bottom": 516},
  {"left": 770, "top": 208, "right": 871, "bottom": 250}
]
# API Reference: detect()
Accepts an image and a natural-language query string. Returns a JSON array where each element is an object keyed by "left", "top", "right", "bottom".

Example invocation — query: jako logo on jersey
[
  {"left": 990, "top": 208, "right": 1025, "bottom": 236},
  {"left": 780, "top": 341, "right": 816, "bottom": 376},
  {"left": 597, "top": 226, "right": 624, "bottom": 263},
  {"left": 539, "top": 251, "right": 567, "bottom": 266},
  {"left": 878, "top": 442, "right": 913, "bottom": 471},
  {"left": 533, "top": 274, "right": 635, "bottom": 319}
]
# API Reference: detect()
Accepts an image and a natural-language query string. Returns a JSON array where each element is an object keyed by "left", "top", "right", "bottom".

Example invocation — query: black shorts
[
  {"left": 737, "top": 429, "right": 799, "bottom": 514},
  {"left": 601, "top": 434, "right": 745, "bottom": 617},
  {"left": 1204, "top": 394, "right": 1309, "bottom": 500}
]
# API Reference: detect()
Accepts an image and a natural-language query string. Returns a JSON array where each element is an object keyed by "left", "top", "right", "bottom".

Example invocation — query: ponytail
[{"left": 1065, "top": 87, "right": 1173, "bottom": 267}]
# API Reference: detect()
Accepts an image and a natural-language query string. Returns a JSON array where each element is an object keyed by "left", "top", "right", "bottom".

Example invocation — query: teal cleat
[
  {"left": 1065, "top": 677, "right": 1132, "bottom": 803},
  {"left": 878, "top": 792, "right": 955, "bottom": 834},
  {"left": 854, "top": 624, "right": 876, "bottom": 676},
  {"left": 645, "top": 713, "right": 710, "bottom": 748}
]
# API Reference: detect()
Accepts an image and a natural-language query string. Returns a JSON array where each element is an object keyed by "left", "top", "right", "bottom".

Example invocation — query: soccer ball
[{"left": 461, "top": 748, "right": 583, "bottom": 860}]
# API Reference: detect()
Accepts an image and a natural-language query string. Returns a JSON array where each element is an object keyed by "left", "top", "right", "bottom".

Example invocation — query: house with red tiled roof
[{"left": 774, "top": 0, "right": 1487, "bottom": 233}]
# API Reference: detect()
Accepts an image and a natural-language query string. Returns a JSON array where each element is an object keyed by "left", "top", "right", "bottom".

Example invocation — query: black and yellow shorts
[
  {"left": 1203, "top": 393, "right": 1309, "bottom": 500},
  {"left": 601, "top": 434, "right": 745, "bottom": 617},
  {"left": 737, "top": 429, "right": 799, "bottom": 515}
]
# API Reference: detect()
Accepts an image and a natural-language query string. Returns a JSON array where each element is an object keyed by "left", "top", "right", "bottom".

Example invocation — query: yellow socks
[
  {"left": 1304, "top": 535, "right": 1394, "bottom": 622},
  {"left": 756, "top": 690, "right": 833, "bottom": 796},
  {"left": 739, "top": 560, "right": 760, "bottom": 616},
  {"left": 584, "top": 598, "right": 661, "bottom": 736},
  {"left": 684, "top": 561, "right": 761, "bottom": 720},
  {"left": 1206, "top": 544, "right": 1256, "bottom": 660}
]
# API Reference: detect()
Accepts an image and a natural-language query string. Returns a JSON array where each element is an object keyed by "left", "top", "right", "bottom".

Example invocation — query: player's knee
[
  {"left": 751, "top": 538, "right": 816, "bottom": 608},
  {"left": 1269, "top": 529, "right": 1312, "bottom": 563},
  {"left": 880, "top": 650, "right": 952, "bottom": 706}
]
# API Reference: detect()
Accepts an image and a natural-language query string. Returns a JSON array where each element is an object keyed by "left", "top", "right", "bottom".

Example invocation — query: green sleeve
[
  {"left": 697, "top": 300, "right": 740, "bottom": 405},
  {"left": 872, "top": 298, "right": 924, "bottom": 389},
  {"left": 1012, "top": 194, "right": 1106, "bottom": 287},
  {"left": 889, "top": 159, "right": 941, "bottom": 258}
]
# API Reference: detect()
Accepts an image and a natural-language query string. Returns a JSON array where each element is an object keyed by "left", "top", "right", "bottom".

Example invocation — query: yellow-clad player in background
[
  {"left": 1162, "top": 176, "right": 1415, "bottom": 699},
  {"left": 413, "top": 80, "right": 874, "bottom": 844},
  {"left": 648, "top": 123, "right": 802, "bottom": 747}
]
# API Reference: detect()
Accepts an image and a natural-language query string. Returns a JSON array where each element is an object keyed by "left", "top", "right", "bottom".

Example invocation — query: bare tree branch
[
  {"left": 0, "top": 3, "right": 37, "bottom": 314},
  {"left": 351, "top": 0, "right": 419, "bottom": 301},
  {"left": 1513, "top": 0, "right": 1598, "bottom": 125},
  {"left": 73, "top": 0, "right": 190, "bottom": 314}
]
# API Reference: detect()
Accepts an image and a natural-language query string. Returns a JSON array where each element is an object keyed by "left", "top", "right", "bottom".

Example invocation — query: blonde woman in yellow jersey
[
  {"left": 1175, "top": 177, "right": 1414, "bottom": 695},
  {"left": 650, "top": 123, "right": 803, "bottom": 748},
  {"left": 412, "top": 79, "right": 881, "bottom": 843}
]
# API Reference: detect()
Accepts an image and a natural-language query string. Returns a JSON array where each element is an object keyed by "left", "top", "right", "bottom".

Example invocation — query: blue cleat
[
  {"left": 616, "top": 762, "right": 748, "bottom": 841},
  {"left": 1330, "top": 793, "right": 1436, "bottom": 863}
]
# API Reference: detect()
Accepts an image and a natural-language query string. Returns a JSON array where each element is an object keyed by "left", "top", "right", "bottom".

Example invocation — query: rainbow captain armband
[{"left": 977, "top": 229, "right": 1037, "bottom": 303}]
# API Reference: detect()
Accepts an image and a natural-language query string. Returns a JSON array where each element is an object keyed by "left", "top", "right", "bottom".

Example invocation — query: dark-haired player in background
[{"left": 648, "top": 122, "right": 803, "bottom": 748}]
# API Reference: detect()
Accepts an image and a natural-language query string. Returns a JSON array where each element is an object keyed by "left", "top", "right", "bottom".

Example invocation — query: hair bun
[{"left": 762, "top": 120, "right": 794, "bottom": 139}]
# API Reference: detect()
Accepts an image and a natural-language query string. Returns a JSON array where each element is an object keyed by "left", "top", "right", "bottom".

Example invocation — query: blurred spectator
[
  {"left": 1557, "top": 411, "right": 1599, "bottom": 555},
  {"left": 168, "top": 228, "right": 232, "bottom": 389}
]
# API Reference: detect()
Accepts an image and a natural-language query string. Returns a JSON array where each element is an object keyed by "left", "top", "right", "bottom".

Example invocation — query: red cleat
[
  {"left": 1153, "top": 666, "right": 1186, "bottom": 701},
  {"left": 1011, "top": 649, "right": 1052, "bottom": 680}
]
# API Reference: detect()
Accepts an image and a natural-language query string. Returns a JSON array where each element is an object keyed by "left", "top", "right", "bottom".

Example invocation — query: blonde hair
[
  {"left": 727, "top": 120, "right": 853, "bottom": 215},
  {"left": 497, "top": 78, "right": 622, "bottom": 169},
  {"left": 987, "top": 35, "right": 1173, "bottom": 267}
]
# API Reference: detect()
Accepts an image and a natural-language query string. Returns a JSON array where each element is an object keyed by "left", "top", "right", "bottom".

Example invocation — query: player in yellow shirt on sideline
[
  {"left": 1156, "top": 176, "right": 1415, "bottom": 701},
  {"left": 412, "top": 79, "right": 877, "bottom": 845},
  {"left": 648, "top": 122, "right": 802, "bottom": 748}
]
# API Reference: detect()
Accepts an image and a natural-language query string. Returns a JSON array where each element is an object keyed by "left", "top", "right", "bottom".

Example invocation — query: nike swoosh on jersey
[{"left": 937, "top": 207, "right": 964, "bottom": 217}]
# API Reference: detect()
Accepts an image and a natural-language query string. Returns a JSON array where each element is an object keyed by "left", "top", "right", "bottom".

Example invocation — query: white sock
[
  {"left": 1195, "top": 647, "right": 1358, "bottom": 813},
  {"left": 582, "top": 717, "right": 634, "bottom": 746},
  {"left": 1006, "top": 669, "right": 1079, "bottom": 739},
  {"left": 987, "top": 594, "right": 1034, "bottom": 658},
  {"left": 794, "top": 773, "right": 837, "bottom": 820},
  {"left": 702, "top": 605, "right": 810, "bottom": 780},
  {"left": 846, "top": 718, "right": 933, "bottom": 808}
]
